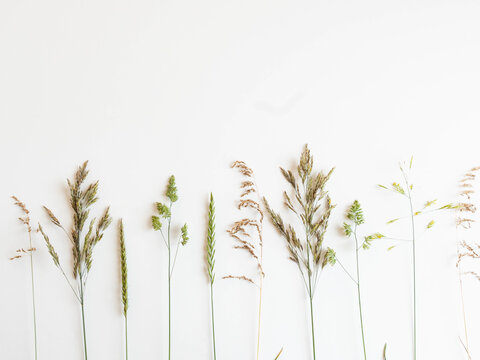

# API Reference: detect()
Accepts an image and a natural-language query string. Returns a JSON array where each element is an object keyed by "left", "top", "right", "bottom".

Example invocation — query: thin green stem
[
  {"left": 170, "top": 240, "right": 181, "bottom": 277},
  {"left": 79, "top": 274, "right": 88, "bottom": 360},
  {"left": 308, "top": 279, "right": 316, "bottom": 360},
  {"left": 167, "top": 203, "right": 172, "bottom": 360},
  {"left": 404, "top": 176, "right": 416, "bottom": 360},
  {"left": 29, "top": 250, "right": 38, "bottom": 360},
  {"left": 334, "top": 255, "right": 358, "bottom": 286},
  {"left": 354, "top": 226, "right": 367, "bottom": 360},
  {"left": 210, "top": 284, "right": 217, "bottom": 360},
  {"left": 125, "top": 315, "right": 129, "bottom": 360}
]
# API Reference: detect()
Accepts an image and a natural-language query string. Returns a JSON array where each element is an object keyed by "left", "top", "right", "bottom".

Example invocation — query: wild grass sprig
[
  {"left": 11, "top": 196, "right": 38, "bottom": 360},
  {"left": 225, "top": 161, "right": 265, "bottom": 360},
  {"left": 455, "top": 166, "right": 480, "bottom": 359},
  {"left": 151, "top": 175, "right": 189, "bottom": 360},
  {"left": 376, "top": 158, "right": 456, "bottom": 360},
  {"left": 206, "top": 193, "right": 217, "bottom": 360},
  {"left": 38, "top": 161, "right": 112, "bottom": 360},
  {"left": 263, "top": 145, "right": 336, "bottom": 360},
  {"left": 119, "top": 219, "right": 129, "bottom": 360},
  {"left": 341, "top": 200, "right": 370, "bottom": 360}
]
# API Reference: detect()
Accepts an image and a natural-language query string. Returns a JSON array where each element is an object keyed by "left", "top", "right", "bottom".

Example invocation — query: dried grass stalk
[
  {"left": 455, "top": 166, "right": 480, "bottom": 360},
  {"left": 224, "top": 161, "right": 265, "bottom": 360},
  {"left": 11, "top": 196, "right": 38, "bottom": 360}
]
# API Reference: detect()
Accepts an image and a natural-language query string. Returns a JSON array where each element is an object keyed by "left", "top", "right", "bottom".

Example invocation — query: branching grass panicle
[
  {"left": 263, "top": 145, "right": 335, "bottom": 360},
  {"left": 38, "top": 161, "right": 112, "bottom": 360}
]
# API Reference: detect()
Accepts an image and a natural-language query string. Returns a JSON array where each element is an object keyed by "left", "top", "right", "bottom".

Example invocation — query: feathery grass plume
[
  {"left": 206, "top": 193, "right": 217, "bottom": 360},
  {"left": 263, "top": 145, "right": 335, "bottom": 360},
  {"left": 455, "top": 166, "right": 480, "bottom": 360},
  {"left": 376, "top": 157, "right": 456, "bottom": 360},
  {"left": 151, "top": 175, "right": 189, "bottom": 360},
  {"left": 340, "top": 200, "right": 372, "bottom": 360},
  {"left": 224, "top": 161, "right": 265, "bottom": 360},
  {"left": 38, "top": 161, "right": 112, "bottom": 360},
  {"left": 119, "top": 219, "right": 129, "bottom": 360},
  {"left": 11, "top": 196, "right": 38, "bottom": 360}
]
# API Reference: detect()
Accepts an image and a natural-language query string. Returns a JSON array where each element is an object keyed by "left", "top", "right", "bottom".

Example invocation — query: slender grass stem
[
  {"left": 210, "top": 284, "right": 217, "bottom": 360},
  {"left": 308, "top": 281, "right": 316, "bottom": 360},
  {"left": 256, "top": 278, "right": 263, "bottom": 360},
  {"left": 334, "top": 255, "right": 358, "bottom": 285},
  {"left": 79, "top": 274, "right": 88, "bottom": 360},
  {"left": 125, "top": 315, "right": 129, "bottom": 360},
  {"left": 457, "top": 248, "right": 471, "bottom": 359},
  {"left": 455, "top": 226, "right": 471, "bottom": 360},
  {"left": 29, "top": 250, "right": 38, "bottom": 360},
  {"left": 80, "top": 301, "right": 88, "bottom": 360},
  {"left": 405, "top": 179, "right": 416, "bottom": 360},
  {"left": 354, "top": 226, "right": 367, "bottom": 360},
  {"left": 168, "top": 206, "right": 172, "bottom": 360}
]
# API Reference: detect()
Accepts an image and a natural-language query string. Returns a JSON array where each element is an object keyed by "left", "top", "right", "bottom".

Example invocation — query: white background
[{"left": 1, "top": 0, "right": 480, "bottom": 359}]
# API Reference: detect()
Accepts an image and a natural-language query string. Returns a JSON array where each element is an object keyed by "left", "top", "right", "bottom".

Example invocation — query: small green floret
[
  {"left": 156, "top": 202, "right": 171, "bottom": 218},
  {"left": 343, "top": 223, "right": 352, "bottom": 237},
  {"left": 346, "top": 200, "right": 365, "bottom": 226},
  {"left": 181, "top": 223, "right": 189, "bottom": 245},
  {"left": 166, "top": 175, "right": 178, "bottom": 202},
  {"left": 152, "top": 216, "right": 162, "bottom": 231},
  {"left": 325, "top": 248, "right": 336, "bottom": 266},
  {"left": 392, "top": 182, "right": 405, "bottom": 195}
]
